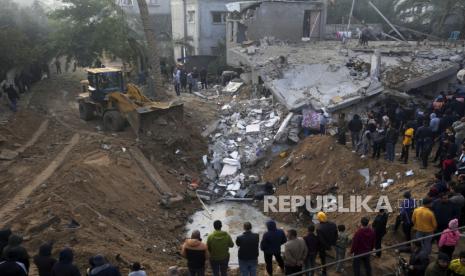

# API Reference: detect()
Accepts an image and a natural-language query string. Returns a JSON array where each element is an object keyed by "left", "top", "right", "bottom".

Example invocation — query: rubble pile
[{"left": 201, "top": 96, "right": 288, "bottom": 199}]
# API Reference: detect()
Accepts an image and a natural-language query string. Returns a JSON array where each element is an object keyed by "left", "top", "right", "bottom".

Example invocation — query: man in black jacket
[
  {"left": 0, "top": 248, "right": 28, "bottom": 276},
  {"left": 51, "top": 248, "right": 80, "bottom": 276},
  {"left": 416, "top": 120, "right": 434, "bottom": 168},
  {"left": 348, "top": 114, "right": 363, "bottom": 149},
  {"left": 2, "top": 234, "right": 29, "bottom": 272},
  {"left": 236, "top": 222, "right": 259, "bottom": 276},
  {"left": 33, "top": 243, "right": 56, "bottom": 276},
  {"left": 372, "top": 209, "right": 388, "bottom": 257},
  {"left": 316, "top": 212, "right": 338, "bottom": 276}
]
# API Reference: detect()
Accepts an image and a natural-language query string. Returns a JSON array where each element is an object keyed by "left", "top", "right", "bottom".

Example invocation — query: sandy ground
[{"left": 0, "top": 69, "right": 221, "bottom": 275}]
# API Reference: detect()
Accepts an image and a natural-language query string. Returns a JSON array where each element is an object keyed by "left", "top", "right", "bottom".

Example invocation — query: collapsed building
[
  {"left": 225, "top": 1, "right": 464, "bottom": 116},
  {"left": 197, "top": 0, "right": 465, "bottom": 200}
]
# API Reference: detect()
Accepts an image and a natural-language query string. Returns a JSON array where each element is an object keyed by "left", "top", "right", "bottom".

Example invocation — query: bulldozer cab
[{"left": 86, "top": 67, "right": 124, "bottom": 102}]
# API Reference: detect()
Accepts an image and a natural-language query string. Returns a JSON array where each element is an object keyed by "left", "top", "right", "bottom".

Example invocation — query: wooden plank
[{"left": 129, "top": 147, "right": 172, "bottom": 195}]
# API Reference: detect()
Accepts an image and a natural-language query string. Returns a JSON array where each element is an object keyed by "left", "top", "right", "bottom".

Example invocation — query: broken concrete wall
[{"left": 243, "top": 1, "right": 326, "bottom": 42}]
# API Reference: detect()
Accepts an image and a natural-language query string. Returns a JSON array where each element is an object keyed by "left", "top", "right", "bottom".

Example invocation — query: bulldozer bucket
[{"left": 125, "top": 102, "right": 184, "bottom": 136}]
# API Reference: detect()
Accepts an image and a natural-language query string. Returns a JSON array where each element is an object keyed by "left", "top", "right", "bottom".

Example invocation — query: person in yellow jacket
[
  {"left": 449, "top": 251, "right": 465, "bottom": 276},
  {"left": 412, "top": 197, "right": 437, "bottom": 255},
  {"left": 400, "top": 125, "right": 414, "bottom": 164}
]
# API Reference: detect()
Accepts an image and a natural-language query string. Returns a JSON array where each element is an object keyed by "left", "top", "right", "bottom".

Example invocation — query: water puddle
[{"left": 185, "top": 202, "right": 290, "bottom": 266}]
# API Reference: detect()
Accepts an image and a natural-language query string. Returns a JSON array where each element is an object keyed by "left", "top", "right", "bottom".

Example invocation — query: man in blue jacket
[{"left": 260, "top": 220, "right": 287, "bottom": 275}]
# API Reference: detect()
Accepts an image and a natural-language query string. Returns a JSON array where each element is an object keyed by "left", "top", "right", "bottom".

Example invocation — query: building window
[
  {"left": 148, "top": 0, "right": 159, "bottom": 6},
  {"left": 121, "top": 0, "right": 133, "bottom": 6},
  {"left": 211, "top": 11, "right": 227, "bottom": 24},
  {"left": 187, "top": 11, "right": 195, "bottom": 23}
]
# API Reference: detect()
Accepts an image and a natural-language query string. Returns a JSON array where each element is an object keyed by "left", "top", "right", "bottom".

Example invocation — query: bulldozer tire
[
  {"left": 103, "top": 110, "right": 126, "bottom": 132},
  {"left": 79, "top": 102, "right": 94, "bottom": 121}
]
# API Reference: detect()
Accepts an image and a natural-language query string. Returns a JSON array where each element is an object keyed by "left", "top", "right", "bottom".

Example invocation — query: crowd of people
[
  {"left": 0, "top": 229, "right": 147, "bottom": 276},
  {"left": 172, "top": 65, "right": 208, "bottom": 96}
]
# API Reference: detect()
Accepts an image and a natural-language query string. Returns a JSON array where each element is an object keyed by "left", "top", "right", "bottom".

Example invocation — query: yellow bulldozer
[{"left": 77, "top": 67, "right": 182, "bottom": 135}]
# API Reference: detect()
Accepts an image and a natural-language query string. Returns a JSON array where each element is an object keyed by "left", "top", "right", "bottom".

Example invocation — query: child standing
[
  {"left": 439, "top": 218, "right": 460, "bottom": 260},
  {"left": 335, "top": 224, "right": 350, "bottom": 273}
]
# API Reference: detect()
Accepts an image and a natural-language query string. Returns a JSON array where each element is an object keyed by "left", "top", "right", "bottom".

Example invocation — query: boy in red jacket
[{"left": 351, "top": 217, "right": 376, "bottom": 276}]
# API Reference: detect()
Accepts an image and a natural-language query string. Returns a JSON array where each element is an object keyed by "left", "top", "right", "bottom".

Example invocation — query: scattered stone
[{"left": 0, "top": 149, "right": 18, "bottom": 160}]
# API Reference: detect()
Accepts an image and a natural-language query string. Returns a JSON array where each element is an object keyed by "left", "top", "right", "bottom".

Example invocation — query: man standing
[
  {"left": 400, "top": 124, "right": 414, "bottom": 164},
  {"left": 181, "top": 230, "right": 208, "bottom": 276},
  {"left": 283, "top": 229, "right": 307, "bottom": 275},
  {"left": 412, "top": 197, "right": 437, "bottom": 255},
  {"left": 6, "top": 85, "right": 19, "bottom": 112},
  {"left": 385, "top": 124, "right": 399, "bottom": 162},
  {"left": 236, "top": 222, "right": 259, "bottom": 276},
  {"left": 207, "top": 220, "right": 234, "bottom": 276},
  {"left": 55, "top": 59, "right": 62, "bottom": 75},
  {"left": 416, "top": 120, "right": 434, "bottom": 168},
  {"left": 432, "top": 194, "right": 457, "bottom": 235},
  {"left": 349, "top": 114, "right": 363, "bottom": 150},
  {"left": 303, "top": 225, "right": 319, "bottom": 276},
  {"left": 316, "top": 212, "right": 338, "bottom": 276},
  {"left": 350, "top": 217, "right": 376, "bottom": 276},
  {"left": 372, "top": 209, "right": 388, "bottom": 257},
  {"left": 260, "top": 220, "right": 287, "bottom": 276},
  {"left": 200, "top": 68, "right": 208, "bottom": 89},
  {"left": 425, "top": 253, "right": 450, "bottom": 276}
]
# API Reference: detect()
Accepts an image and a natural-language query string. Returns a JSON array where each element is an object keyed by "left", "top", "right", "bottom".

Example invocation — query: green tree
[
  {"left": 0, "top": 0, "right": 53, "bottom": 80},
  {"left": 51, "top": 0, "right": 140, "bottom": 67}
]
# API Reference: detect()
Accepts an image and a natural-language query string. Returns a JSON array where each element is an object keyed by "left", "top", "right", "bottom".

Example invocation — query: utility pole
[{"left": 136, "top": 0, "right": 167, "bottom": 100}]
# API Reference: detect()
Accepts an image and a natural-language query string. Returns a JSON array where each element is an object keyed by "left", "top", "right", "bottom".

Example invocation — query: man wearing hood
[
  {"left": 2, "top": 234, "right": 29, "bottom": 272},
  {"left": 430, "top": 113, "right": 440, "bottom": 140},
  {"left": 350, "top": 217, "right": 375, "bottom": 276},
  {"left": 425, "top": 252, "right": 450, "bottom": 276},
  {"left": 260, "top": 220, "right": 287, "bottom": 276},
  {"left": 181, "top": 230, "right": 208, "bottom": 276},
  {"left": 0, "top": 229, "right": 12, "bottom": 261},
  {"left": 316, "top": 212, "right": 337, "bottom": 276},
  {"left": 51, "top": 248, "right": 80, "bottom": 276},
  {"left": 0, "top": 247, "right": 28, "bottom": 276},
  {"left": 206, "top": 220, "right": 233, "bottom": 276},
  {"left": 88, "top": 255, "right": 121, "bottom": 276},
  {"left": 34, "top": 243, "right": 56, "bottom": 276}
]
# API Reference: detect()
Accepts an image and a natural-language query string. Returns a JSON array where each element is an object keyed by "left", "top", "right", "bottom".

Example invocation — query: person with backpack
[
  {"left": 181, "top": 230, "right": 208, "bottom": 276},
  {"left": 207, "top": 220, "right": 234, "bottom": 276},
  {"left": 236, "top": 222, "right": 259, "bottom": 276},
  {"left": 260, "top": 220, "right": 287, "bottom": 276}
]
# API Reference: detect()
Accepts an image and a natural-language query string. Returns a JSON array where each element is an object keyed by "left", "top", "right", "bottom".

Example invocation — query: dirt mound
[{"left": 263, "top": 135, "right": 432, "bottom": 231}]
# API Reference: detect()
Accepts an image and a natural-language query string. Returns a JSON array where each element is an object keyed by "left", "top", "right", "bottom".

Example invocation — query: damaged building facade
[
  {"left": 171, "top": 0, "right": 238, "bottom": 62},
  {"left": 225, "top": 1, "right": 463, "bottom": 117}
]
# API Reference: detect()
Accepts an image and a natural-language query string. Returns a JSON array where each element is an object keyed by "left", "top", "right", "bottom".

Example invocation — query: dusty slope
[
  {"left": 263, "top": 135, "right": 437, "bottom": 275},
  {"left": 0, "top": 70, "right": 218, "bottom": 274}
]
